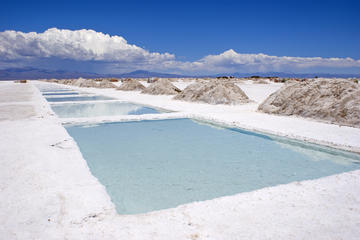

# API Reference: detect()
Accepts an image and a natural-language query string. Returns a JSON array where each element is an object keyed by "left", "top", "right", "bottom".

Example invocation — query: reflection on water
[
  {"left": 46, "top": 95, "right": 114, "bottom": 102},
  {"left": 51, "top": 102, "right": 160, "bottom": 118},
  {"left": 43, "top": 92, "right": 79, "bottom": 96}
]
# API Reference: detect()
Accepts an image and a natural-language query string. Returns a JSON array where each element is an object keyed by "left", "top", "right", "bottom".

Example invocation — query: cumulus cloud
[
  {"left": 0, "top": 28, "right": 174, "bottom": 64},
  {"left": 173, "top": 49, "right": 360, "bottom": 74},
  {"left": 0, "top": 28, "right": 360, "bottom": 74}
]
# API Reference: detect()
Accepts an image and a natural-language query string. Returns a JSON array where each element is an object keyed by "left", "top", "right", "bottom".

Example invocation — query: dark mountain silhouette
[
  {"left": 0, "top": 68, "right": 188, "bottom": 80},
  {"left": 116, "top": 70, "right": 188, "bottom": 78},
  {"left": 230, "top": 72, "right": 360, "bottom": 78},
  {"left": 0, "top": 67, "right": 359, "bottom": 80},
  {"left": 0, "top": 67, "right": 101, "bottom": 80}
]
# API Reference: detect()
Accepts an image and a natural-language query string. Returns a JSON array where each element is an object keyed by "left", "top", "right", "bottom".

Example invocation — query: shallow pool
[
  {"left": 51, "top": 102, "right": 160, "bottom": 118},
  {"left": 46, "top": 95, "right": 114, "bottom": 102},
  {"left": 41, "top": 89, "right": 74, "bottom": 93},
  {"left": 43, "top": 92, "right": 79, "bottom": 96},
  {"left": 65, "top": 119, "right": 360, "bottom": 214}
]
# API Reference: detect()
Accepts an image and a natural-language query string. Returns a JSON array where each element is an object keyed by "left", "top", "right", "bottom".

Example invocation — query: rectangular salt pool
[
  {"left": 51, "top": 102, "right": 161, "bottom": 118},
  {"left": 46, "top": 95, "right": 114, "bottom": 102},
  {"left": 65, "top": 119, "right": 360, "bottom": 214},
  {"left": 41, "top": 89, "right": 74, "bottom": 93},
  {"left": 43, "top": 92, "right": 79, "bottom": 96}
]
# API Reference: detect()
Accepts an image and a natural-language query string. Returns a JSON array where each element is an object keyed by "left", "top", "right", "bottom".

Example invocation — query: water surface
[
  {"left": 52, "top": 102, "right": 160, "bottom": 118},
  {"left": 43, "top": 92, "right": 79, "bottom": 96},
  {"left": 66, "top": 119, "right": 360, "bottom": 214},
  {"left": 46, "top": 95, "right": 114, "bottom": 102}
]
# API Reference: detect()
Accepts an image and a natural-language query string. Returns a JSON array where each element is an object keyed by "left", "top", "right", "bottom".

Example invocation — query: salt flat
[
  {"left": 1, "top": 80, "right": 360, "bottom": 239},
  {"left": 0, "top": 83, "right": 36, "bottom": 121}
]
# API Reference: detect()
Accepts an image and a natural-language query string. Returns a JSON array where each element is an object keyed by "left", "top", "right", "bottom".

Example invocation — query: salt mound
[
  {"left": 141, "top": 79, "right": 181, "bottom": 95},
  {"left": 97, "top": 80, "right": 117, "bottom": 88},
  {"left": 253, "top": 79, "right": 268, "bottom": 84},
  {"left": 258, "top": 78, "right": 360, "bottom": 128},
  {"left": 71, "top": 78, "right": 98, "bottom": 88},
  {"left": 173, "top": 80, "right": 250, "bottom": 105},
  {"left": 117, "top": 79, "right": 145, "bottom": 91},
  {"left": 58, "top": 79, "right": 74, "bottom": 85},
  {"left": 45, "top": 79, "right": 59, "bottom": 83}
]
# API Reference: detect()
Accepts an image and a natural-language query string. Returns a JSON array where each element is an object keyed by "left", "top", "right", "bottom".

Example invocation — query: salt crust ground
[{"left": 1, "top": 80, "right": 360, "bottom": 239}]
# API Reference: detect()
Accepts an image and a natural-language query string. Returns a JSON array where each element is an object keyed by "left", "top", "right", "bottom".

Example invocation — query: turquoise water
[
  {"left": 51, "top": 102, "right": 160, "bottom": 118},
  {"left": 43, "top": 92, "right": 79, "bottom": 96},
  {"left": 65, "top": 119, "right": 360, "bottom": 214},
  {"left": 46, "top": 95, "right": 114, "bottom": 102},
  {"left": 41, "top": 89, "right": 73, "bottom": 93},
  {"left": 37, "top": 86, "right": 74, "bottom": 92}
]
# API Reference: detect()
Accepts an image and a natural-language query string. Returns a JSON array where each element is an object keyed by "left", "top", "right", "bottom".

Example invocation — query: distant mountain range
[
  {"left": 0, "top": 68, "right": 188, "bottom": 80},
  {"left": 116, "top": 70, "right": 188, "bottom": 78},
  {"left": 230, "top": 72, "right": 360, "bottom": 78},
  {"left": 0, "top": 68, "right": 100, "bottom": 80},
  {"left": 0, "top": 67, "right": 359, "bottom": 80}
]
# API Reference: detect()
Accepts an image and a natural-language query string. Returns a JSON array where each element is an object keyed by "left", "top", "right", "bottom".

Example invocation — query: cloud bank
[
  {"left": 176, "top": 50, "right": 360, "bottom": 74},
  {"left": 1, "top": 28, "right": 360, "bottom": 74}
]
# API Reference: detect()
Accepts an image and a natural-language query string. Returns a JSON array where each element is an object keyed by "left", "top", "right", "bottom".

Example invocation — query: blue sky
[{"left": 0, "top": 0, "right": 359, "bottom": 74}]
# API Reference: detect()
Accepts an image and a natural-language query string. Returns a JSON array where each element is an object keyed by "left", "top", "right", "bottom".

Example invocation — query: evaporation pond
[
  {"left": 46, "top": 95, "right": 114, "bottom": 102},
  {"left": 43, "top": 92, "right": 79, "bottom": 96},
  {"left": 40, "top": 89, "right": 74, "bottom": 93},
  {"left": 51, "top": 102, "right": 160, "bottom": 118},
  {"left": 65, "top": 119, "right": 360, "bottom": 214}
]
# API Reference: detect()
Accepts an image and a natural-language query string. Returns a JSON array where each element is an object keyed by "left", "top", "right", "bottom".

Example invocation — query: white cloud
[
  {"left": 0, "top": 28, "right": 174, "bottom": 64},
  {"left": 173, "top": 49, "right": 360, "bottom": 74},
  {"left": 0, "top": 28, "right": 360, "bottom": 74}
]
